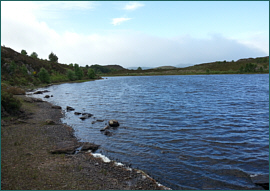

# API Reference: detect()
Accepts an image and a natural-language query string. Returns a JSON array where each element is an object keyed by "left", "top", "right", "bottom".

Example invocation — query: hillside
[{"left": 104, "top": 56, "right": 269, "bottom": 76}]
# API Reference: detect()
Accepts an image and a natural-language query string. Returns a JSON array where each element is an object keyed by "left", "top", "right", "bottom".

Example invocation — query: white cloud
[
  {"left": 123, "top": 2, "right": 144, "bottom": 10},
  {"left": 235, "top": 32, "right": 269, "bottom": 55},
  {"left": 1, "top": 1, "right": 268, "bottom": 68},
  {"left": 111, "top": 17, "right": 132, "bottom": 26}
]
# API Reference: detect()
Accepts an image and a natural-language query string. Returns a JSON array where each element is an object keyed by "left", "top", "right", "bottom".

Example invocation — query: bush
[
  {"left": 49, "top": 52, "right": 58, "bottom": 62},
  {"left": 87, "top": 68, "right": 96, "bottom": 79},
  {"left": 1, "top": 84, "right": 22, "bottom": 116},
  {"left": 30, "top": 52, "right": 38, "bottom": 59},
  {"left": 21, "top": 49, "right": 27, "bottom": 55},
  {"left": 38, "top": 67, "right": 51, "bottom": 83},
  {"left": 67, "top": 69, "right": 76, "bottom": 81},
  {"left": 74, "top": 64, "right": 83, "bottom": 80}
]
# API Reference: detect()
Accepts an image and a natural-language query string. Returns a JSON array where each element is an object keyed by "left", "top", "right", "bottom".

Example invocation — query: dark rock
[
  {"left": 51, "top": 95, "right": 53, "bottom": 97},
  {"left": 80, "top": 142, "right": 100, "bottom": 152},
  {"left": 52, "top": 105, "right": 62, "bottom": 109},
  {"left": 33, "top": 91, "right": 43, "bottom": 94},
  {"left": 109, "top": 119, "right": 119, "bottom": 127},
  {"left": 80, "top": 113, "right": 93, "bottom": 120},
  {"left": 74, "top": 112, "right": 82, "bottom": 115},
  {"left": 44, "top": 95, "right": 50, "bottom": 98},
  {"left": 96, "top": 119, "right": 104, "bottom": 122},
  {"left": 100, "top": 125, "right": 110, "bottom": 131},
  {"left": 66, "top": 106, "right": 75, "bottom": 111},
  {"left": 50, "top": 141, "right": 80, "bottom": 154}
]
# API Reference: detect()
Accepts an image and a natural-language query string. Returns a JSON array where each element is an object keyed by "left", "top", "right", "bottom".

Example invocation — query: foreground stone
[{"left": 50, "top": 141, "right": 80, "bottom": 154}]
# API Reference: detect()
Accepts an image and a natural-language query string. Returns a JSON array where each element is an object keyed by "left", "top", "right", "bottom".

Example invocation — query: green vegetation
[
  {"left": 21, "top": 49, "right": 27, "bottom": 55},
  {"left": 38, "top": 68, "right": 51, "bottom": 84},
  {"left": 1, "top": 84, "right": 25, "bottom": 116},
  {"left": 67, "top": 69, "right": 76, "bottom": 81},
  {"left": 74, "top": 64, "right": 83, "bottom": 80},
  {"left": 48, "top": 52, "right": 58, "bottom": 63},
  {"left": 30, "top": 52, "right": 38, "bottom": 59},
  {"left": 87, "top": 68, "right": 96, "bottom": 79}
]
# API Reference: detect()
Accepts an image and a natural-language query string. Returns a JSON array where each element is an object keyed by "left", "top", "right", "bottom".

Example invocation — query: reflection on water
[{"left": 31, "top": 74, "right": 269, "bottom": 190}]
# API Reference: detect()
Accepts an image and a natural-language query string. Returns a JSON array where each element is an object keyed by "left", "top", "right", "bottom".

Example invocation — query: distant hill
[
  {"left": 127, "top": 67, "right": 152, "bottom": 70},
  {"left": 104, "top": 56, "right": 269, "bottom": 76},
  {"left": 103, "top": 65, "right": 127, "bottom": 71},
  {"left": 155, "top": 66, "right": 176, "bottom": 70}
]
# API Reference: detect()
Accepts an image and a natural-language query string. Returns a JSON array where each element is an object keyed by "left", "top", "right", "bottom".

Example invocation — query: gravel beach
[{"left": 1, "top": 95, "right": 170, "bottom": 190}]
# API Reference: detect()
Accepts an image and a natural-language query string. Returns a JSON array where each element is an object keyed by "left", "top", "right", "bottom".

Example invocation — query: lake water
[{"left": 30, "top": 74, "right": 269, "bottom": 190}]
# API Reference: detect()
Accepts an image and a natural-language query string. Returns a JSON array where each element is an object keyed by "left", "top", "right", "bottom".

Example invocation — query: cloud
[
  {"left": 1, "top": 1, "right": 268, "bottom": 68},
  {"left": 111, "top": 18, "right": 132, "bottom": 26},
  {"left": 123, "top": 2, "right": 144, "bottom": 10}
]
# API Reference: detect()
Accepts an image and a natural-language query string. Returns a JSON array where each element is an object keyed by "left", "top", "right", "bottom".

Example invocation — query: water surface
[{"left": 31, "top": 74, "right": 269, "bottom": 190}]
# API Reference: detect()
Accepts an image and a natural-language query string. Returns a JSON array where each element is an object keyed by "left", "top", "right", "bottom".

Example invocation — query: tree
[
  {"left": 87, "top": 68, "right": 96, "bottom": 79},
  {"left": 38, "top": 67, "right": 50, "bottom": 83},
  {"left": 48, "top": 52, "right": 58, "bottom": 62},
  {"left": 30, "top": 52, "right": 38, "bottom": 59},
  {"left": 137, "top": 67, "right": 142, "bottom": 70},
  {"left": 74, "top": 64, "right": 83, "bottom": 80},
  {"left": 21, "top": 49, "right": 27, "bottom": 55}
]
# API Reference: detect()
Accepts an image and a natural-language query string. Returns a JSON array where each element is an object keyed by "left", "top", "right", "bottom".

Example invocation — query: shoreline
[{"left": 1, "top": 94, "right": 171, "bottom": 190}]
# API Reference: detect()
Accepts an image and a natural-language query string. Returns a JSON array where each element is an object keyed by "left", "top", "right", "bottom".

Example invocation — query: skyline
[{"left": 1, "top": 1, "right": 269, "bottom": 68}]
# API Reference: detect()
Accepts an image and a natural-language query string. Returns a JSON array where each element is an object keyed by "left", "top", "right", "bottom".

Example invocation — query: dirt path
[{"left": 1, "top": 95, "right": 170, "bottom": 190}]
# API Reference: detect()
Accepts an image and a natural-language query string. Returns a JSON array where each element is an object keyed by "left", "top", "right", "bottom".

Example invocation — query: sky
[{"left": 1, "top": 1, "right": 269, "bottom": 68}]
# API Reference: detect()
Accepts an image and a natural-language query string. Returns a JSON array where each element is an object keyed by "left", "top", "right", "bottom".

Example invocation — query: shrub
[
  {"left": 87, "top": 68, "right": 96, "bottom": 79},
  {"left": 1, "top": 84, "right": 22, "bottom": 116},
  {"left": 38, "top": 67, "right": 51, "bottom": 83},
  {"left": 74, "top": 64, "right": 83, "bottom": 80},
  {"left": 67, "top": 69, "right": 76, "bottom": 81},
  {"left": 21, "top": 49, "right": 27, "bottom": 55},
  {"left": 30, "top": 52, "right": 38, "bottom": 59},
  {"left": 49, "top": 52, "right": 58, "bottom": 62}
]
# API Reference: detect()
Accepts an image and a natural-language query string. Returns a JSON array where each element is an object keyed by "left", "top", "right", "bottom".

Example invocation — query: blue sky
[{"left": 1, "top": 1, "right": 269, "bottom": 68}]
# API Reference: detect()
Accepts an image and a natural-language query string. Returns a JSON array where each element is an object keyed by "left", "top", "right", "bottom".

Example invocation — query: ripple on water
[{"left": 30, "top": 74, "right": 269, "bottom": 190}]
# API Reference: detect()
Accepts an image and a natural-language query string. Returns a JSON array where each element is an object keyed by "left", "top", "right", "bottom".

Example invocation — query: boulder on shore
[
  {"left": 109, "top": 120, "right": 119, "bottom": 127},
  {"left": 80, "top": 142, "right": 100, "bottom": 152},
  {"left": 52, "top": 105, "right": 62, "bottom": 109},
  {"left": 50, "top": 141, "right": 80, "bottom": 154}
]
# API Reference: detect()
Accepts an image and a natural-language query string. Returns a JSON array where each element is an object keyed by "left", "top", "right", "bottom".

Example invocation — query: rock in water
[
  {"left": 108, "top": 120, "right": 119, "bottom": 127},
  {"left": 66, "top": 106, "right": 75, "bottom": 111},
  {"left": 251, "top": 174, "right": 269, "bottom": 190},
  {"left": 44, "top": 95, "right": 50, "bottom": 98},
  {"left": 80, "top": 113, "right": 93, "bottom": 120},
  {"left": 100, "top": 125, "right": 110, "bottom": 131}
]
